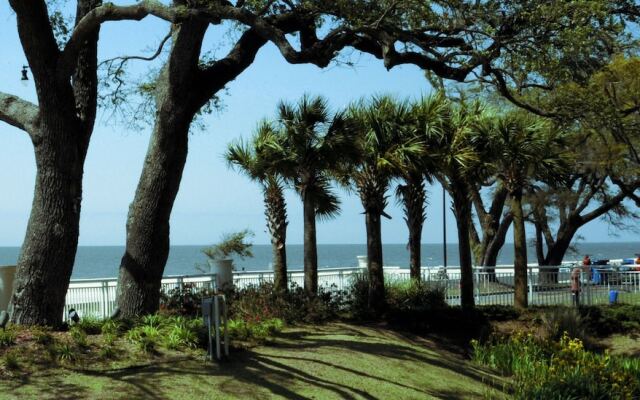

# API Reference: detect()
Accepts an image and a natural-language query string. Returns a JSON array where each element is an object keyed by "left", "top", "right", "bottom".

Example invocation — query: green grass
[{"left": 0, "top": 323, "right": 508, "bottom": 399}]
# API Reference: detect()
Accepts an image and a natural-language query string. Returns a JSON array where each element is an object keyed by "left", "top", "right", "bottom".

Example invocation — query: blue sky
[{"left": 0, "top": 2, "right": 638, "bottom": 246}]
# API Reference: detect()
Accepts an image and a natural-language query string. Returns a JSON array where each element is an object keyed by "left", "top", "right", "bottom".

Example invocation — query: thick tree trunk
[
  {"left": 264, "top": 180, "right": 288, "bottom": 292},
  {"left": 8, "top": 0, "right": 100, "bottom": 325},
  {"left": 511, "top": 190, "right": 528, "bottom": 309},
  {"left": 116, "top": 19, "right": 207, "bottom": 317},
  {"left": 452, "top": 190, "right": 474, "bottom": 310},
  {"left": 10, "top": 139, "right": 86, "bottom": 325},
  {"left": 302, "top": 193, "right": 318, "bottom": 294},
  {"left": 366, "top": 210, "right": 385, "bottom": 313}
]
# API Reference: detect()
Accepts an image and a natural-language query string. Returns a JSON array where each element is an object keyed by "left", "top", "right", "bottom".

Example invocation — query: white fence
[{"left": 65, "top": 264, "right": 640, "bottom": 320}]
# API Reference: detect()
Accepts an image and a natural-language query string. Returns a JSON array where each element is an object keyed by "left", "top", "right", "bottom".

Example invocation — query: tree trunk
[
  {"left": 264, "top": 179, "right": 288, "bottom": 292},
  {"left": 302, "top": 192, "right": 318, "bottom": 294},
  {"left": 116, "top": 19, "right": 208, "bottom": 317},
  {"left": 366, "top": 210, "right": 385, "bottom": 313},
  {"left": 10, "top": 138, "right": 86, "bottom": 325},
  {"left": 511, "top": 190, "right": 528, "bottom": 309},
  {"left": 452, "top": 189, "right": 475, "bottom": 310},
  {"left": 400, "top": 173, "right": 425, "bottom": 280},
  {"left": 8, "top": 0, "right": 100, "bottom": 326}
]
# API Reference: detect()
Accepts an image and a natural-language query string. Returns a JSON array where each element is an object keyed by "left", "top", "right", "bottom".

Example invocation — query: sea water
[{"left": 1, "top": 242, "right": 639, "bottom": 279}]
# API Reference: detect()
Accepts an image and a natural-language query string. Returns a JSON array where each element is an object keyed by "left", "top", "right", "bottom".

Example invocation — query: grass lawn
[{"left": 0, "top": 323, "right": 507, "bottom": 400}]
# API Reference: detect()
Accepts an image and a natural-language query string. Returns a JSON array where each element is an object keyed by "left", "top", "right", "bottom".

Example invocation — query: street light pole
[{"left": 443, "top": 184, "right": 447, "bottom": 273}]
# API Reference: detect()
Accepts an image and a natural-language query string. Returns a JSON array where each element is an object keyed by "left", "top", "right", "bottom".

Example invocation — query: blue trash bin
[{"left": 609, "top": 290, "right": 619, "bottom": 304}]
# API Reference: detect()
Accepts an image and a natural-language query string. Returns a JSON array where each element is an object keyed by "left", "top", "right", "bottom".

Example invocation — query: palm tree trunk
[
  {"left": 264, "top": 180, "right": 288, "bottom": 292},
  {"left": 402, "top": 174, "right": 425, "bottom": 280},
  {"left": 452, "top": 189, "right": 475, "bottom": 310},
  {"left": 511, "top": 189, "right": 528, "bottom": 309},
  {"left": 303, "top": 193, "right": 318, "bottom": 294},
  {"left": 366, "top": 210, "right": 385, "bottom": 313}
]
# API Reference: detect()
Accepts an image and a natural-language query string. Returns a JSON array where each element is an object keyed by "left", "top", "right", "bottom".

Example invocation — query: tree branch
[{"left": 0, "top": 92, "right": 39, "bottom": 135}]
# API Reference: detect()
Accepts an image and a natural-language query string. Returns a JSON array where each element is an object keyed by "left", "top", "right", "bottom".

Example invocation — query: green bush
[
  {"left": 3, "top": 350, "right": 20, "bottom": 370},
  {"left": 77, "top": 316, "right": 103, "bottom": 335},
  {"left": 581, "top": 304, "right": 640, "bottom": 336},
  {"left": 472, "top": 332, "right": 640, "bottom": 399},
  {"left": 159, "top": 283, "right": 216, "bottom": 316},
  {"left": 70, "top": 326, "right": 88, "bottom": 348},
  {"left": 0, "top": 328, "right": 17, "bottom": 348},
  {"left": 541, "top": 307, "right": 590, "bottom": 343},
  {"left": 226, "top": 318, "right": 284, "bottom": 342},
  {"left": 101, "top": 319, "right": 124, "bottom": 337},
  {"left": 228, "top": 282, "right": 344, "bottom": 324},
  {"left": 56, "top": 341, "right": 77, "bottom": 362}
]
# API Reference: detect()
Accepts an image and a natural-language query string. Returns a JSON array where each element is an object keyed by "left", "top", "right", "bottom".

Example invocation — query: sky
[{"left": 1, "top": 2, "right": 639, "bottom": 247}]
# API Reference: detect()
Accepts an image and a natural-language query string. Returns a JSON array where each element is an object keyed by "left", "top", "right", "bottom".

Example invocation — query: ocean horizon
[{"left": 1, "top": 241, "right": 639, "bottom": 279}]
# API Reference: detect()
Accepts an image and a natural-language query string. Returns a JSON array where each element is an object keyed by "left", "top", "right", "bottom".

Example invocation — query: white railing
[
  {"left": 64, "top": 274, "right": 216, "bottom": 320},
  {"left": 65, "top": 263, "right": 640, "bottom": 320}
]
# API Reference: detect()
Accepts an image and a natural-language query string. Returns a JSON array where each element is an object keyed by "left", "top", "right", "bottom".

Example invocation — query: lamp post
[{"left": 442, "top": 183, "right": 447, "bottom": 273}]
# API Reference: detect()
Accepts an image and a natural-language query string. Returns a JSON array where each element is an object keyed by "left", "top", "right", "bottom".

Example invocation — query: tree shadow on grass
[{"left": 1, "top": 326, "right": 508, "bottom": 399}]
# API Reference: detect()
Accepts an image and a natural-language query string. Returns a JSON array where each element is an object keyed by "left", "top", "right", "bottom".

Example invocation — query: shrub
[
  {"left": 127, "top": 325, "right": 160, "bottom": 353},
  {"left": 56, "top": 341, "right": 77, "bottom": 361},
  {"left": 541, "top": 307, "right": 589, "bottom": 343},
  {"left": 159, "top": 284, "right": 216, "bottom": 316},
  {"left": 472, "top": 332, "right": 640, "bottom": 399},
  {"left": 229, "top": 282, "right": 343, "bottom": 324},
  {"left": 70, "top": 326, "right": 88, "bottom": 348},
  {"left": 77, "top": 316, "right": 103, "bottom": 335},
  {"left": 581, "top": 304, "right": 640, "bottom": 335},
  {"left": 164, "top": 325, "right": 198, "bottom": 350},
  {"left": 226, "top": 318, "right": 284, "bottom": 342},
  {"left": 0, "top": 328, "right": 17, "bottom": 348},
  {"left": 99, "top": 345, "right": 116, "bottom": 359},
  {"left": 101, "top": 319, "right": 124, "bottom": 337},
  {"left": 3, "top": 350, "right": 20, "bottom": 370}
]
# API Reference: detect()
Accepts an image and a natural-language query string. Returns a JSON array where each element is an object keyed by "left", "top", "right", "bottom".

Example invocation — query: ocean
[{"left": 1, "top": 242, "right": 639, "bottom": 279}]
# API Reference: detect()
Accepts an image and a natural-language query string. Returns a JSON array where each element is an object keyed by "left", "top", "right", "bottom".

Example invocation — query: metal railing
[
  {"left": 64, "top": 274, "right": 216, "bottom": 320},
  {"left": 65, "top": 263, "right": 640, "bottom": 320}
]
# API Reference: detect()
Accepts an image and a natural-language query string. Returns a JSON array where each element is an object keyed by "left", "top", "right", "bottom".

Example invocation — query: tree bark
[
  {"left": 400, "top": 173, "right": 425, "bottom": 280},
  {"left": 302, "top": 192, "right": 318, "bottom": 294},
  {"left": 451, "top": 188, "right": 475, "bottom": 310},
  {"left": 264, "top": 179, "right": 288, "bottom": 292},
  {"left": 8, "top": 0, "right": 100, "bottom": 326},
  {"left": 511, "top": 190, "right": 528, "bottom": 309},
  {"left": 366, "top": 210, "right": 385, "bottom": 313},
  {"left": 116, "top": 18, "right": 208, "bottom": 317}
]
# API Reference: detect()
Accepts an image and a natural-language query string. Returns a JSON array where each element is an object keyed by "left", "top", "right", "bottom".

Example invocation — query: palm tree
[
  {"left": 398, "top": 93, "right": 447, "bottom": 280},
  {"left": 274, "top": 95, "right": 358, "bottom": 295},
  {"left": 226, "top": 122, "right": 290, "bottom": 292},
  {"left": 341, "top": 96, "right": 424, "bottom": 313},
  {"left": 422, "top": 98, "right": 490, "bottom": 310},
  {"left": 481, "top": 111, "right": 568, "bottom": 309}
]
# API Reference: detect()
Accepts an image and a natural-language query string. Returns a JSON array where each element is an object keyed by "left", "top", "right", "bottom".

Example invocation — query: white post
[{"left": 528, "top": 267, "right": 534, "bottom": 306}]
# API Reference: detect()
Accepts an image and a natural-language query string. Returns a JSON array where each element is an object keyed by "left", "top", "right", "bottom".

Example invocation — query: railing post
[
  {"left": 177, "top": 276, "right": 184, "bottom": 292},
  {"left": 101, "top": 280, "right": 109, "bottom": 319},
  {"left": 474, "top": 269, "right": 480, "bottom": 305},
  {"left": 528, "top": 267, "right": 534, "bottom": 307}
]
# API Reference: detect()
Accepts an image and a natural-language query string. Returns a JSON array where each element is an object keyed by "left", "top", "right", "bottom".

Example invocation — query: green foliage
[
  {"left": 226, "top": 318, "right": 284, "bottom": 342},
  {"left": 56, "top": 341, "right": 77, "bottom": 362},
  {"left": 101, "top": 319, "right": 124, "bottom": 337},
  {"left": 69, "top": 326, "right": 88, "bottom": 348},
  {"left": 77, "top": 316, "right": 104, "bottom": 335},
  {"left": 159, "top": 283, "right": 216, "bottom": 316},
  {"left": 0, "top": 328, "right": 17, "bottom": 348},
  {"left": 98, "top": 345, "right": 117, "bottom": 360},
  {"left": 472, "top": 332, "right": 640, "bottom": 399},
  {"left": 228, "top": 282, "right": 344, "bottom": 324},
  {"left": 581, "top": 304, "right": 640, "bottom": 336},
  {"left": 2, "top": 350, "right": 20, "bottom": 370},
  {"left": 202, "top": 230, "right": 254, "bottom": 261},
  {"left": 541, "top": 307, "right": 589, "bottom": 343}
]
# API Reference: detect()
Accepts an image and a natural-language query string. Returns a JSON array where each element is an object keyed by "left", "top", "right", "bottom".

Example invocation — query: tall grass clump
[
  {"left": 472, "top": 332, "right": 640, "bottom": 399},
  {"left": 541, "top": 307, "right": 589, "bottom": 343}
]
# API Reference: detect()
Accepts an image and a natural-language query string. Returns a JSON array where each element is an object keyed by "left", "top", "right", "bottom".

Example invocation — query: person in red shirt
[{"left": 582, "top": 255, "right": 591, "bottom": 266}]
